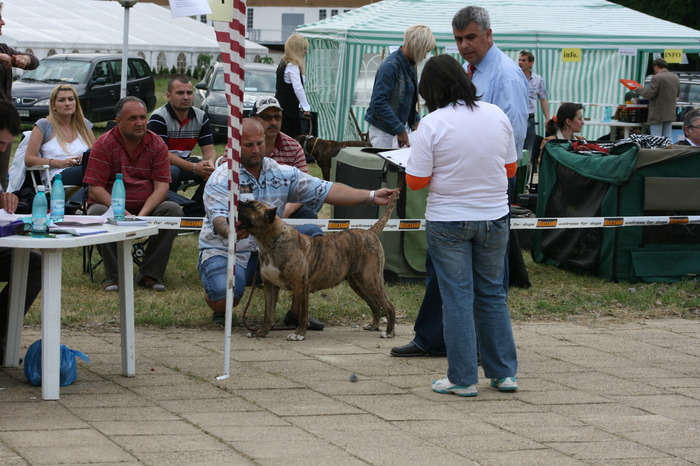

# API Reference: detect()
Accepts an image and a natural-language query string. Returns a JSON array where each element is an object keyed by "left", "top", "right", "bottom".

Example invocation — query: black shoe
[
  {"left": 212, "top": 312, "right": 226, "bottom": 326},
  {"left": 283, "top": 310, "right": 325, "bottom": 331},
  {"left": 390, "top": 341, "right": 441, "bottom": 358}
]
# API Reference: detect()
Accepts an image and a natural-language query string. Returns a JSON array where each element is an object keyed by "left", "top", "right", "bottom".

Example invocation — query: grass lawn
[{"left": 12, "top": 78, "right": 700, "bottom": 330}]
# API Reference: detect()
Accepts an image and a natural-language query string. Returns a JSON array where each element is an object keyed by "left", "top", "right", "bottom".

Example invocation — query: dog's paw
[
  {"left": 248, "top": 331, "right": 267, "bottom": 339},
  {"left": 363, "top": 323, "right": 380, "bottom": 331},
  {"left": 380, "top": 331, "right": 395, "bottom": 339},
  {"left": 247, "top": 332, "right": 255, "bottom": 338},
  {"left": 286, "top": 333, "right": 306, "bottom": 341}
]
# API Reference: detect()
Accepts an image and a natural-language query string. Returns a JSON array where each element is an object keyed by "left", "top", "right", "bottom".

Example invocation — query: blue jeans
[{"left": 426, "top": 217, "right": 517, "bottom": 386}]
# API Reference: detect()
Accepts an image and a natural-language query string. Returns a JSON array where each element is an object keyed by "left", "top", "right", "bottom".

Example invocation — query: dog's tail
[{"left": 369, "top": 183, "right": 402, "bottom": 236}]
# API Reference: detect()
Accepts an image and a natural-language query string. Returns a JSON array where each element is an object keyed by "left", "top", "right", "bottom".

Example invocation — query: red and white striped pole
[{"left": 213, "top": 1, "right": 245, "bottom": 380}]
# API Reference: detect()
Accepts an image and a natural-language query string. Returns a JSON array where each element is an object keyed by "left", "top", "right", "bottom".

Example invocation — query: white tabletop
[{"left": 0, "top": 223, "right": 158, "bottom": 249}]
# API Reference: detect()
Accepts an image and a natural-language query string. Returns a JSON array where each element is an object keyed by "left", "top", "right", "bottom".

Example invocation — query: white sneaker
[
  {"left": 490, "top": 377, "right": 518, "bottom": 392},
  {"left": 432, "top": 377, "right": 478, "bottom": 397}
]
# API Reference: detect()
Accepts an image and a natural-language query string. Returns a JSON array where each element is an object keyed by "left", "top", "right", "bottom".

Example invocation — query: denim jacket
[{"left": 364, "top": 48, "right": 419, "bottom": 136}]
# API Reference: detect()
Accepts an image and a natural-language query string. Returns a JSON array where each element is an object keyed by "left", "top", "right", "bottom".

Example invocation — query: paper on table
[
  {"left": 53, "top": 215, "right": 106, "bottom": 227},
  {"left": 107, "top": 217, "right": 149, "bottom": 226},
  {"left": 377, "top": 148, "right": 411, "bottom": 168},
  {"left": 48, "top": 224, "right": 108, "bottom": 236}
]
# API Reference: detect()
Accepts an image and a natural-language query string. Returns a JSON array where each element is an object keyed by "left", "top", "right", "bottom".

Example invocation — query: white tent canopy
[
  {"left": 2, "top": 0, "right": 268, "bottom": 71},
  {"left": 297, "top": 0, "right": 700, "bottom": 140}
]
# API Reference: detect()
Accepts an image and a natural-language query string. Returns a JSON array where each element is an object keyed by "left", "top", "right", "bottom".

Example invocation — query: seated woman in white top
[{"left": 24, "top": 84, "right": 95, "bottom": 186}]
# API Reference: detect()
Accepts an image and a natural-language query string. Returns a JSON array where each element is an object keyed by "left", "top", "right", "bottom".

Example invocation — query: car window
[
  {"left": 244, "top": 69, "right": 276, "bottom": 93},
  {"left": 131, "top": 59, "right": 151, "bottom": 79},
  {"left": 213, "top": 70, "right": 225, "bottom": 92},
  {"left": 110, "top": 60, "right": 134, "bottom": 80},
  {"left": 91, "top": 61, "right": 112, "bottom": 83},
  {"left": 20, "top": 60, "right": 91, "bottom": 84},
  {"left": 685, "top": 83, "right": 700, "bottom": 104}
]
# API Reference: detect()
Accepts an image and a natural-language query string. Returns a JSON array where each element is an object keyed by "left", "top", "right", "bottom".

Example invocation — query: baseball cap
[{"left": 251, "top": 96, "right": 283, "bottom": 116}]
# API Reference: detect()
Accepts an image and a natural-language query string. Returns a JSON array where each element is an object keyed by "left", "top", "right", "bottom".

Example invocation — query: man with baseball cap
[{"left": 251, "top": 96, "right": 317, "bottom": 219}]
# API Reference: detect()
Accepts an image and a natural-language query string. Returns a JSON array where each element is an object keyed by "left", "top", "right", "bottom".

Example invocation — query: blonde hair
[
  {"left": 281, "top": 34, "right": 309, "bottom": 75},
  {"left": 47, "top": 84, "right": 95, "bottom": 153},
  {"left": 403, "top": 25, "right": 436, "bottom": 63}
]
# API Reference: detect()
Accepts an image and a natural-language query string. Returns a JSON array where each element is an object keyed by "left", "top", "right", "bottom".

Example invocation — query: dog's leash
[{"left": 307, "top": 136, "right": 320, "bottom": 161}]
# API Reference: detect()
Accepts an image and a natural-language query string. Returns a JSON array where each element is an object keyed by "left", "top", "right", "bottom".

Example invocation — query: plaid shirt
[
  {"left": 84, "top": 128, "right": 171, "bottom": 212},
  {"left": 526, "top": 72, "right": 548, "bottom": 115},
  {"left": 269, "top": 132, "right": 308, "bottom": 173}
]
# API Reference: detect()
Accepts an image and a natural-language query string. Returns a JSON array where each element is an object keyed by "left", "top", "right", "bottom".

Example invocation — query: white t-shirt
[
  {"left": 40, "top": 136, "right": 89, "bottom": 180},
  {"left": 407, "top": 101, "right": 516, "bottom": 221}
]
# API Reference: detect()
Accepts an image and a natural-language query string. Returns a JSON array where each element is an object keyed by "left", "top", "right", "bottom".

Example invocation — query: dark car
[
  {"left": 12, "top": 53, "right": 157, "bottom": 123},
  {"left": 194, "top": 62, "right": 276, "bottom": 140}
]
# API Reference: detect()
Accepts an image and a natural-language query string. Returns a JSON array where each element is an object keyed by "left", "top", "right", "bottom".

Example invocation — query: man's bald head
[{"left": 240, "top": 118, "right": 266, "bottom": 172}]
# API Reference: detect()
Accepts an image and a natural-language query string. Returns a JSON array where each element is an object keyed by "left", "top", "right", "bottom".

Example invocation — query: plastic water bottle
[
  {"left": 111, "top": 173, "right": 126, "bottom": 221},
  {"left": 31, "top": 186, "right": 48, "bottom": 237},
  {"left": 50, "top": 173, "right": 64, "bottom": 223},
  {"left": 604, "top": 106, "right": 613, "bottom": 122}
]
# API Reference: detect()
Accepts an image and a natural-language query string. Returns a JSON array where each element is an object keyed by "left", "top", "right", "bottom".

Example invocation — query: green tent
[{"left": 296, "top": 0, "right": 700, "bottom": 141}]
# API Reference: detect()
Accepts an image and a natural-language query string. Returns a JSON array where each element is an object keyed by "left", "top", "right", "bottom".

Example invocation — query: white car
[{"left": 194, "top": 62, "right": 277, "bottom": 140}]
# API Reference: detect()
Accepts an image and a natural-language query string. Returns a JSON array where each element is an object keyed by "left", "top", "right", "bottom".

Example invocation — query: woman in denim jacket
[{"left": 365, "top": 25, "right": 435, "bottom": 149}]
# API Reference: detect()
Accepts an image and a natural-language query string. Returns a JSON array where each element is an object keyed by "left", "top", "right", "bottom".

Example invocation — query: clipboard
[{"left": 377, "top": 148, "right": 411, "bottom": 168}]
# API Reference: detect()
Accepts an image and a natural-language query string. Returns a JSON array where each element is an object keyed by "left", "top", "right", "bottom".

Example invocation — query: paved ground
[{"left": 1, "top": 318, "right": 699, "bottom": 465}]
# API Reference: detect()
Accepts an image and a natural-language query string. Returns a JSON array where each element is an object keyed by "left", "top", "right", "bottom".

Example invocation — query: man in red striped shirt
[
  {"left": 84, "top": 97, "right": 183, "bottom": 292},
  {"left": 251, "top": 96, "right": 316, "bottom": 218}
]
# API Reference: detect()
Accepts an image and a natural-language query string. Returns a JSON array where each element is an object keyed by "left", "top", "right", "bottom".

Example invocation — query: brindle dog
[
  {"left": 238, "top": 191, "right": 399, "bottom": 341},
  {"left": 294, "top": 135, "right": 371, "bottom": 181}
]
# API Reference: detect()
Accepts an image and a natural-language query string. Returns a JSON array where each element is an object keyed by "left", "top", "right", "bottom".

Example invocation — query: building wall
[{"left": 247, "top": 6, "right": 355, "bottom": 44}]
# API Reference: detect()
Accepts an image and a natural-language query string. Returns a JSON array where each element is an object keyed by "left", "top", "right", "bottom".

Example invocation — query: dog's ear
[{"left": 264, "top": 206, "right": 277, "bottom": 224}]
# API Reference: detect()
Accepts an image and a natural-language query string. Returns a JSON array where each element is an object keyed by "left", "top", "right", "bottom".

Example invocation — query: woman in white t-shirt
[
  {"left": 24, "top": 84, "right": 95, "bottom": 186},
  {"left": 407, "top": 54, "right": 519, "bottom": 398}
]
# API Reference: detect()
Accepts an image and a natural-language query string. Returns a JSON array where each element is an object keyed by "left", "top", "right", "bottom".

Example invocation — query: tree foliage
[{"left": 609, "top": 0, "right": 700, "bottom": 30}]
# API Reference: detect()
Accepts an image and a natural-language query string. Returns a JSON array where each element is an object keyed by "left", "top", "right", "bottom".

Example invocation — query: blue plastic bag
[{"left": 23, "top": 339, "right": 90, "bottom": 387}]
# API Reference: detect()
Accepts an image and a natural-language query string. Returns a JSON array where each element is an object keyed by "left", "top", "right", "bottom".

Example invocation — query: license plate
[{"left": 18, "top": 109, "right": 29, "bottom": 117}]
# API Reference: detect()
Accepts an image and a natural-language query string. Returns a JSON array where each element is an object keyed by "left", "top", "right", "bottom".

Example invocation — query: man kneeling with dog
[{"left": 198, "top": 118, "right": 396, "bottom": 328}]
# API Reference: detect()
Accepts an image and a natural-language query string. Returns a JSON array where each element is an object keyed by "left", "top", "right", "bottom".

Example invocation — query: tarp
[
  {"left": 533, "top": 142, "right": 700, "bottom": 282},
  {"left": 296, "top": 0, "right": 700, "bottom": 140},
  {"left": 1, "top": 0, "right": 268, "bottom": 70}
]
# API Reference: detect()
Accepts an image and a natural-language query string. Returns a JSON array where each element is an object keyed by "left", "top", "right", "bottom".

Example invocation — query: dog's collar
[{"left": 266, "top": 223, "right": 287, "bottom": 252}]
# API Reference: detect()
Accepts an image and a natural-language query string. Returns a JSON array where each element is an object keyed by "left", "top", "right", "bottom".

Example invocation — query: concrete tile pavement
[{"left": 0, "top": 318, "right": 699, "bottom": 465}]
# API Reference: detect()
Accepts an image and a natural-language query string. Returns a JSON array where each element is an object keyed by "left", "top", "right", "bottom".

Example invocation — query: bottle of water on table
[
  {"left": 50, "top": 173, "right": 64, "bottom": 223},
  {"left": 31, "top": 186, "right": 48, "bottom": 237},
  {"left": 604, "top": 106, "right": 613, "bottom": 122},
  {"left": 111, "top": 173, "right": 126, "bottom": 221}
]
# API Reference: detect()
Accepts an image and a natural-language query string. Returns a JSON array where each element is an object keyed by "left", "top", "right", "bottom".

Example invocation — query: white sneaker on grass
[
  {"left": 432, "top": 377, "right": 477, "bottom": 397},
  {"left": 490, "top": 377, "right": 518, "bottom": 392}
]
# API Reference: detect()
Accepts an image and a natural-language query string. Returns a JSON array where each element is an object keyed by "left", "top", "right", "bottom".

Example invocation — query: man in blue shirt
[{"left": 391, "top": 5, "right": 528, "bottom": 358}]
